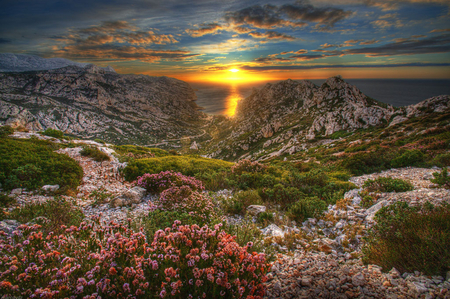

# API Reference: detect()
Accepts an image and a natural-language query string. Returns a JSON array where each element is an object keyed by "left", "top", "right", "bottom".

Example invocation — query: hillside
[
  {"left": 201, "top": 76, "right": 449, "bottom": 161},
  {"left": 0, "top": 64, "right": 207, "bottom": 144}
]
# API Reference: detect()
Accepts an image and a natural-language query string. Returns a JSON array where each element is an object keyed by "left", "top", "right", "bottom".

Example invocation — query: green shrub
[
  {"left": 391, "top": 150, "right": 425, "bottom": 168},
  {"left": 341, "top": 150, "right": 391, "bottom": 175},
  {"left": 0, "top": 125, "right": 14, "bottom": 138},
  {"left": 94, "top": 138, "right": 106, "bottom": 144},
  {"left": 0, "top": 138, "right": 83, "bottom": 191},
  {"left": 42, "top": 128, "right": 64, "bottom": 139},
  {"left": 431, "top": 153, "right": 450, "bottom": 167},
  {"left": 257, "top": 211, "right": 274, "bottom": 226},
  {"left": 123, "top": 155, "right": 233, "bottom": 181},
  {"left": 359, "top": 190, "right": 376, "bottom": 208},
  {"left": 286, "top": 196, "right": 327, "bottom": 223},
  {"left": 80, "top": 145, "right": 110, "bottom": 162},
  {"left": 362, "top": 201, "right": 450, "bottom": 276},
  {"left": 222, "top": 189, "right": 263, "bottom": 215},
  {"left": 363, "top": 177, "right": 414, "bottom": 193},
  {"left": 7, "top": 197, "right": 84, "bottom": 234},
  {"left": 88, "top": 189, "right": 112, "bottom": 206},
  {"left": 430, "top": 168, "right": 450, "bottom": 189},
  {"left": 259, "top": 184, "right": 304, "bottom": 206}
]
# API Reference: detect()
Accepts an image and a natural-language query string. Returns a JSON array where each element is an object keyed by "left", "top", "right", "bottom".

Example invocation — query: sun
[{"left": 229, "top": 68, "right": 240, "bottom": 73}]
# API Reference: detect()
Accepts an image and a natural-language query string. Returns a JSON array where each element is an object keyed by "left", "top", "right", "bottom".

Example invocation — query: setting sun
[{"left": 229, "top": 68, "right": 240, "bottom": 73}]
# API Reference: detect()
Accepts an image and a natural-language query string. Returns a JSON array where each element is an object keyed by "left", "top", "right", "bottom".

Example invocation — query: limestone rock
[
  {"left": 262, "top": 224, "right": 284, "bottom": 237},
  {"left": 41, "top": 185, "right": 60, "bottom": 192},
  {"left": 366, "top": 200, "right": 389, "bottom": 222},
  {"left": 0, "top": 220, "right": 20, "bottom": 235},
  {"left": 247, "top": 205, "right": 266, "bottom": 216}
]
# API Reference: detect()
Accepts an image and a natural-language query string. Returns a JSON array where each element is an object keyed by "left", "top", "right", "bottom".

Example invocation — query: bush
[
  {"left": 256, "top": 212, "right": 274, "bottom": 226},
  {"left": 431, "top": 153, "right": 450, "bottom": 167},
  {"left": 0, "top": 221, "right": 269, "bottom": 298},
  {"left": 259, "top": 184, "right": 304, "bottom": 207},
  {"left": 0, "top": 125, "right": 14, "bottom": 138},
  {"left": 6, "top": 197, "right": 84, "bottom": 234},
  {"left": 41, "top": 128, "right": 65, "bottom": 139},
  {"left": 113, "top": 145, "right": 171, "bottom": 162},
  {"left": 0, "top": 138, "right": 83, "bottom": 191},
  {"left": 80, "top": 146, "right": 110, "bottom": 162},
  {"left": 156, "top": 186, "right": 219, "bottom": 225},
  {"left": 341, "top": 150, "right": 391, "bottom": 175},
  {"left": 231, "top": 159, "right": 267, "bottom": 175},
  {"left": 134, "top": 171, "right": 204, "bottom": 193},
  {"left": 390, "top": 150, "right": 424, "bottom": 168},
  {"left": 362, "top": 201, "right": 450, "bottom": 276},
  {"left": 430, "top": 168, "right": 450, "bottom": 189},
  {"left": 363, "top": 177, "right": 414, "bottom": 193},
  {"left": 123, "top": 155, "right": 233, "bottom": 181},
  {"left": 222, "top": 190, "right": 263, "bottom": 215},
  {"left": 286, "top": 196, "right": 328, "bottom": 223}
]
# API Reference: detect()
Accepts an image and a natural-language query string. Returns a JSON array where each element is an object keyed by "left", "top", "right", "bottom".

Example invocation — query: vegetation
[
  {"left": 362, "top": 177, "right": 414, "bottom": 193},
  {"left": 113, "top": 145, "right": 171, "bottom": 162},
  {"left": 363, "top": 202, "right": 450, "bottom": 276},
  {"left": 123, "top": 155, "right": 233, "bottom": 181},
  {"left": 0, "top": 137, "right": 83, "bottom": 191},
  {"left": 41, "top": 128, "right": 65, "bottom": 139},
  {"left": 0, "top": 221, "right": 269, "bottom": 298},
  {"left": 80, "top": 145, "right": 111, "bottom": 162},
  {"left": 6, "top": 197, "right": 84, "bottom": 234},
  {"left": 430, "top": 167, "right": 450, "bottom": 189}
]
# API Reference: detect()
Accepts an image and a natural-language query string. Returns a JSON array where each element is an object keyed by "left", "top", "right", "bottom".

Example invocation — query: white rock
[
  {"left": 41, "top": 185, "right": 60, "bottom": 192},
  {"left": 366, "top": 200, "right": 389, "bottom": 221},
  {"left": 247, "top": 205, "right": 266, "bottom": 216},
  {"left": 261, "top": 224, "right": 284, "bottom": 237}
]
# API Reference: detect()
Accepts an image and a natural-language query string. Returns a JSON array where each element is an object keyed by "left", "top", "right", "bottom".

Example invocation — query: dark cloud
[
  {"left": 0, "top": 38, "right": 11, "bottom": 44},
  {"left": 186, "top": 23, "right": 223, "bottom": 37},
  {"left": 249, "top": 30, "right": 296, "bottom": 40},
  {"left": 225, "top": 2, "right": 351, "bottom": 30},
  {"left": 359, "top": 39, "right": 380, "bottom": 45},
  {"left": 344, "top": 33, "right": 450, "bottom": 57},
  {"left": 280, "top": 1, "right": 353, "bottom": 27},
  {"left": 241, "top": 62, "right": 450, "bottom": 71}
]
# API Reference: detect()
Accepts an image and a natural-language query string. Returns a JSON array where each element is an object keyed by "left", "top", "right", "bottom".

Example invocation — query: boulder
[
  {"left": 111, "top": 186, "right": 146, "bottom": 207},
  {"left": 42, "top": 185, "right": 60, "bottom": 192},
  {"left": 366, "top": 200, "right": 389, "bottom": 221},
  {"left": 344, "top": 188, "right": 362, "bottom": 206},
  {"left": 352, "top": 273, "right": 366, "bottom": 286},
  {"left": 10, "top": 188, "right": 22, "bottom": 196},
  {"left": 261, "top": 224, "right": 284, "bottom": 238},
  {"left": 247, "top": 205, "right": 266, "bottom": 216}
]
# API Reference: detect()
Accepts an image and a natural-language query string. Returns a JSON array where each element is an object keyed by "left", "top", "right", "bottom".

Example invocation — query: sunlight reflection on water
[{"left": 224, "top": 84, "right": 241, "bottom": 116}]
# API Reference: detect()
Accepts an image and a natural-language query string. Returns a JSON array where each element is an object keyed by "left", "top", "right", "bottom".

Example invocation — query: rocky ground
[{"left": 2, "top": 136, "right": 449, "bottom": 298}]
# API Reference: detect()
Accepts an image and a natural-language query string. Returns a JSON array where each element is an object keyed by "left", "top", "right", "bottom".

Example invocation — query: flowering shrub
[
  {"left": 0, "top": 220, "right": 269, "bottom": 298},
  {"left": 134, "top": 170, "right": 205, "bottom": 193},
  {"left": 158, "top": 186, "right": 219, "bottom": 225},
  {"left": 231, "top": 159, "right": 267, "bottom": 175}
]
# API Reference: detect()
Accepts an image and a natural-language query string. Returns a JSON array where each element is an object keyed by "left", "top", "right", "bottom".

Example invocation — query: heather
[
  {"left": 0, "top": 137, "right": 83, "bottom": 191},
  {"left": 0, "top": 220, "right": 269, "bottom": 298},
  {"left": 134, "top": 170, "right": 204, "bottom": 193}
]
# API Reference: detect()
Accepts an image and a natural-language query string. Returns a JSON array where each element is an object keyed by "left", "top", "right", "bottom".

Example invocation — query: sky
[{"left": 0, "top": 0, "right": 449, "bottom": 82}]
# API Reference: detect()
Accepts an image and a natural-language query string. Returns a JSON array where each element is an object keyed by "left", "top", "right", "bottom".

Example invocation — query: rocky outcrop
[
  {"left": 0, "top": 63, "right": 206, "bottom": 144},
  {"left": 204, "top": 77, "right": 449, "bottom": 161}
]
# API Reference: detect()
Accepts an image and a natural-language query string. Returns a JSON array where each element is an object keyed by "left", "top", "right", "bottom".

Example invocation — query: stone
[
  {"left": 344, "top": 188, "right": 363, "bottom": 205},
  {"left": 352, "top": 273, "right": 366, "bottom": 286},
  {"left": 10, "top": 188, "right": 22, "bottom": 195},
  {"left": 335, "top": 219, "right": 346, "bottom": 229},
  {"left": 41, "top": 184, "right": 60, "bottom": 192},
  {"left": 366, "top": 200, "right": 389, "bottom": 221},
  {"left": 247, "top": 205, "right": 266, "bottom": 216},
  {"left": 190, "top": 141, "right": 199, "bottom": 150},
  {"left": 409, "top": 282, "right": 428, "bottom": 294},
  {"left": 301, "top": 278, "right": 312, "bottom": 287},
  {"left": 261, "top": 224, "right": 284, "bottom": 237}
]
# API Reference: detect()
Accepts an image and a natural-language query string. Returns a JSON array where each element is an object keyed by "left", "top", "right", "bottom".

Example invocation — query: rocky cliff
[
  {"left": 202, "top": 76, "right": 449, "bottom": 161},
  {"left": 0, "top": 64, "right": 206, "bottom": 144}
]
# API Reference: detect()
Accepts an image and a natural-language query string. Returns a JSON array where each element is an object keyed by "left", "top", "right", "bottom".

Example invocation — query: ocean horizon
[{"left": 189, "top": 79, "right": 450, "bottom": 116}]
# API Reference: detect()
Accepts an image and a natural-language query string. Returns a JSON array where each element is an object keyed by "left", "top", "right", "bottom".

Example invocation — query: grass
[
  {"left": 363, "top": 177, "right": 414, "bottom": 193},
  {"left": 80, "top": 145, "right": 111, "bottom": 162}
]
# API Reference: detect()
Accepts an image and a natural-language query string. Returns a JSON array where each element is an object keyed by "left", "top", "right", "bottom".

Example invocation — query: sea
[{"left": 189, "top": 79, "right": 450, "bottom": 116}]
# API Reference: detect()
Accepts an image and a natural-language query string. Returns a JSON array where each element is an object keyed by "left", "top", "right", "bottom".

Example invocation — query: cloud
[
  {"left": 280, "top": 1, "right": 353, "bottom": 27},
  {"left": 190, "top": 38, "right": 259, "bottom": 54},
  {"left": 240, "top": 62, "right": 450, "bottom": 71},
  {"left": 224, "top": 1, "right": 351, "bottom": 29},
  {"left": 52, "top": 20, "right": 199, "bottom": 62},
  {"left": 430, "top": 28, "right": 450, "bottom": 33},
  {"left": 371, "top": 19, "right": 403, "bottom": 28},
  {"left": 359, "top": 39, "right": 380, "bottom": 45},
  {"left": 249, "top": 30, "right": 296, "bottom": 40},
  {"left": 186, "top": 23, "right": 223, "bottom": 37},
  {"left": 0, "top": 38, "right": 11, "bottom": 44}
]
